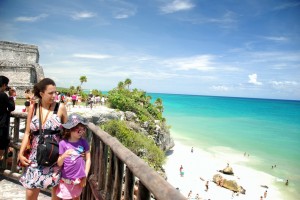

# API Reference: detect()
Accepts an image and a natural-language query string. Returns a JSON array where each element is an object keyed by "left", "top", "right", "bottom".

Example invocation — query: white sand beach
[{"left": 164, "top": 141, "right": 284, "bottom": 200}]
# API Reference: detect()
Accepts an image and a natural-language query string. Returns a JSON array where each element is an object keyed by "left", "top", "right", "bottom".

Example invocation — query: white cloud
[
  {"left": 71, "top": 12, "right": 96, "bottom": 20},
  {"left": 72, "top": 54, "right": 112, "bottom": 59},
  {"left": 270, "top": 81, "right": 298, "bottom": 89},
  {"left": 113, "top": 9, "right": 136, "bottom": 19},
  {"left": 15, "top": 14, "right": 48, "bottom": 22},
  {"left": 211, "top": 85, "right": 230, "bottom": 91},
  {"left": 273, "top": 2, "right": 300, "bottom": 11},
  {"left": 248, "top": 73, "right": 262, "bottom": 85},
  {"left": 262, "top": 36, "right": 289, "bottom": 42},
  {"left": 160, "top": 0, "right": 195, "bottom": 14},
  {"left": 163, "top": 55, "right": 215, "bottom": 71}
]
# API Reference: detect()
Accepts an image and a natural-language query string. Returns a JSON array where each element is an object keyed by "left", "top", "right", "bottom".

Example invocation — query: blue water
[{"left": 150, "top": 93, "right": 300, "bottom": 199}]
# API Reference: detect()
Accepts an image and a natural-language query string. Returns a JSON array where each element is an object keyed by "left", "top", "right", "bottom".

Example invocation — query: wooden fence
[{"left": 2, "top": 111, "right": 186, "bottom": 200}]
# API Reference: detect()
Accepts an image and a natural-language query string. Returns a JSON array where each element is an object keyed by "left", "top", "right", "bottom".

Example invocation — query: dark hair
[
  {"left": 62, "top": 129, "right": 71, "bottom": 139},
  {"left": 33, "top": 78, "right": 56, "bottom": 98},
  {"left": 0, "top": 75, "right": 9, "bottom": 86}
]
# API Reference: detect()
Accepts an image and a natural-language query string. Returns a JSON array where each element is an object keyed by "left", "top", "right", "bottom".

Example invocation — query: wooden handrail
[{"left": 2, "top": 111, "right": 187, "bottom": 200}]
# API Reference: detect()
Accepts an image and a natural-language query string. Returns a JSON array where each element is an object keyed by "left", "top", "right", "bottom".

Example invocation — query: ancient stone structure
[{"left": 0, "top": 41, "right": 44, "bottom": 98}]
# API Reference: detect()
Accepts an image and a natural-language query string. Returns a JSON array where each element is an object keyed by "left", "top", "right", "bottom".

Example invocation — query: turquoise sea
[{"left": 150, "top": 93, "right": 300, "bottom": 200}]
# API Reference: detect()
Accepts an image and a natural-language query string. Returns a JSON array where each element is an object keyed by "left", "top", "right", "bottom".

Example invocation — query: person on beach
[
  {"left": 264, "top": 190, "right": 267, "bottom": 198},
  {"left": 285, "top": 179, "right": 289, "bottom": 186},
  {"left": 0, "top": 76, "right": 15, "bottom": 162},
  {"left": 179, "top": 165, "right": 184, "bottom": 177},
  {"left": 56, "top": 113, "right": 91, "bottom": 200},
  {"left": 205, "top": 181, "right": 209, "bottom": 192},
  {"left": 19, "top": 78, "right": 68, "bottom": 200},
  {"left": 187, "top": 190, "right": 192, "bottom": 198},
  {"left": 191, "top": 147, "right": 193, "bottom": 153}
]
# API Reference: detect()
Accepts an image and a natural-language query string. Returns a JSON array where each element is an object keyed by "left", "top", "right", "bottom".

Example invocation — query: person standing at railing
[
  {"left": 0, "top": 75, "right": 15, "bottom": 162},
  {"left": 56, "top": 113, "right": 91, "bottom": 200},
  {"left": 18, "top": 78, "right": 68, "bottom": 200}
]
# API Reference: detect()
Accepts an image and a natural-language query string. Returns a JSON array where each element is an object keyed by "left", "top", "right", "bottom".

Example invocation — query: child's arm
[
  {"left": 57, "top": 149, "right": 74, "bottom": 167},
  {"left": 85, "top": 151, "right": 91, "bottom": 176},
  {"left": 80, "top": 151, "right": 91, "bottom": 187}
]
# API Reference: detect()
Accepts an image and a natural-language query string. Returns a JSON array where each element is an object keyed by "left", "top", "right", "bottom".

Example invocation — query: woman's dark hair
[{"left": 33, "top": 78, "right": 56, "bottom": 98}]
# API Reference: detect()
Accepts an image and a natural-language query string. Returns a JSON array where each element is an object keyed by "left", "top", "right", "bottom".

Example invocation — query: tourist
[
  {"left": 187, "top": 190, "right": 192, "bottom": 198},
  {"left": 0, "top": 75, "right": 15, "bottom": 162},
  {"left": 77, "top": 95, "right": 82, "bottom": 108},
  {"left": 9, "top": 87, "right": 17, "bottom": 101},
  {"left": 71, "top": 93, "right": 77, "bottom": 108},
  {"left": 205, "top": 180, "right": 209, "bottom": 192},
  {"left": 56, "top": 113, "right": 91, "bottom": 200},
  {"left": 264, "top": 190, "right": 267, "bottom": 198},
  {"left": 18, "top": 78, "right": 68, "bottom": 200},
  {"left": 191, "top": 147, "right": 193, "bottom": 153},
  {"left": 285, "top": 179, "right": 289, "bottom": 186}
]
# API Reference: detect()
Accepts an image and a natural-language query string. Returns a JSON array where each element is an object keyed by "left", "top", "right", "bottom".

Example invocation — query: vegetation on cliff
[{"left": 103, "top": 120, "right": 165, "bottom": 169}]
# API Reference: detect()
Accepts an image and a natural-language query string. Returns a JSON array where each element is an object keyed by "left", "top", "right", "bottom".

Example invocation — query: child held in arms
[{"left": 56, "top": 113, "right": 91, "bottom": 200}]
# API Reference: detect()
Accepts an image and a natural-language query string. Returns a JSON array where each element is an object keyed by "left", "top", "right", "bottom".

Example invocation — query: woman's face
[{"left": 40, "top": 84, "right": 56, "bottom": 104}]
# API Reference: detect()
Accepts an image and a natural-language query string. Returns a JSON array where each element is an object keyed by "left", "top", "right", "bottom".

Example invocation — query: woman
[{"left": 18, "top": 78, "right": 68, "bottom": 200}]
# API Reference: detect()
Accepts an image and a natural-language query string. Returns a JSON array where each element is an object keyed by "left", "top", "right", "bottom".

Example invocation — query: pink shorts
[{"left": 56, "top": 182, "right": 83, "bottom": 199}]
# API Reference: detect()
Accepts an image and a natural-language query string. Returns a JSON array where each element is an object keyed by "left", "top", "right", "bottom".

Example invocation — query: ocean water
[{"left": 150, "top": 93, "right": 300, "bottom": 199}]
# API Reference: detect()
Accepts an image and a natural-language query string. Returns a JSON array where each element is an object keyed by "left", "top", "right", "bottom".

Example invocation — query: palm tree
[
  {"left": 124, "top": 78, "right": 132, "bottom": 90},
  {"left": 76, "top": 86, "right": 81, "bottom": 93},
  {"left": 118, "top": 81, "right": 124, "bottom": 90},
  {"left": 80, "top": 76, "right": 87, "bottom": 88}
]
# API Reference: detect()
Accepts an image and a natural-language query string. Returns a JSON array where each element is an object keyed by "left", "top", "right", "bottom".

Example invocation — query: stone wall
[{"left": 0, "top": 41, "right": 44, "bottom": 98}]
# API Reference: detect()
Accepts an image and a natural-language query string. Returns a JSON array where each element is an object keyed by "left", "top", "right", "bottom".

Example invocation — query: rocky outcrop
[
  {"left": 0, "top": 41, "right": 44, "bottom": 98},
  {"left": 213, "top": 174, "right": 246, "bottom": 194},
  {"left": 74, "top": 107, "right": 174, "bottom": 151},
  {"left": 218, "top": 165, "right": 234, "bottom": 175}
]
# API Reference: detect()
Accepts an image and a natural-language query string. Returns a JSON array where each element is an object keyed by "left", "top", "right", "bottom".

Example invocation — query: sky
[{"left": 0, "top": 0, "right": 300, "bottom": 100}]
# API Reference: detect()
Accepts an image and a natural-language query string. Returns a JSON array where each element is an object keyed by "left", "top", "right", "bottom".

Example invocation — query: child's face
[{"left": 71, "top": 124, "right": 86, "bottom": 138}]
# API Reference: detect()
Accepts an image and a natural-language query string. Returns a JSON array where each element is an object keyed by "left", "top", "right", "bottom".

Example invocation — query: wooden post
[
  {"left": 105, "top": 149, "right": 115, "bottom": 200},
  {"left": 124, "top": 167, "right": 135, "bottom": 200},
  {"left": 137, "top": 181, "right": 150, "bottom": 200},
  {"left": 112, "top": 157, "right": 124, "bottom": 200}
]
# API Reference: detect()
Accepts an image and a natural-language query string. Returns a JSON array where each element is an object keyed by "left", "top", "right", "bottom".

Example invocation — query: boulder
[
  {"left": 213, "top": 174, "right": 246, "bottom": 194},
  {"left": 219, "top": 166, "right": 234, "bottom": 175}
]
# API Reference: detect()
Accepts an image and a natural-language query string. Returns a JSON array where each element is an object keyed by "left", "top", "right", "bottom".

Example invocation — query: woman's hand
[{"left": 18, "top": 154, "right": 31, "bottom": 167}]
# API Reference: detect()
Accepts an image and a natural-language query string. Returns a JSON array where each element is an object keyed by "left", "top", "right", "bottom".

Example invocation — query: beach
[{"left": 164, "top": 141, "right": 284, "bottom": 200}]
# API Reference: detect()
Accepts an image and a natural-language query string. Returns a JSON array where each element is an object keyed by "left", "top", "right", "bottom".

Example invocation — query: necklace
[{"left": 40, "top": 103, "right": 52, "bottom": 128}]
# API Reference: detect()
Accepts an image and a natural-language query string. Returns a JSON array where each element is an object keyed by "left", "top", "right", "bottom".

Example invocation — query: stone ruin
[{"left": 0, "top": 41, "right": 44, "bottom": 98}]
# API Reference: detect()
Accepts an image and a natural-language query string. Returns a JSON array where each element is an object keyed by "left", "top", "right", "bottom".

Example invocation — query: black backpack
[{"left": 36, "top": 103, "right": 60, "bottom": 166}]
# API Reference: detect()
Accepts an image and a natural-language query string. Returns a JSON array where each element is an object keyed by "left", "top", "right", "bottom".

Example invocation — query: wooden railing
[{"left": 2, "top": 112, "right": 186, "bottom": 200}]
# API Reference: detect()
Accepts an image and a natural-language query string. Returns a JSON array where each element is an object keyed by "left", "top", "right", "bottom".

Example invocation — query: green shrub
[{"left": 103, "top": 120, "right": 165, "bottom": 169}]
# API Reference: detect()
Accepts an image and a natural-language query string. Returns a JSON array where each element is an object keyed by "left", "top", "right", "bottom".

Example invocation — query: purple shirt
[{"left": 59, "top": 138, "right": 89, "bottom": 180}]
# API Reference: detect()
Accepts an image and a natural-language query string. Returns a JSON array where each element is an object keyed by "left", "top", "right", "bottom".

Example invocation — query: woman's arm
[
  {"left": 58, "top": 102, "right": 68, "bottom": 123},
  {"left": 18, "top": 104, "right": 34, "bottom": 166}
]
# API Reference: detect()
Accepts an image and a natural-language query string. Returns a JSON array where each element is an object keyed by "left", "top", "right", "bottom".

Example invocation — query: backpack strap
[
  {"left": 33, "top": 103, "right": 38, "bottom": 115},
  {"left": 53, "top": 102, "right": 59, "bottom": 114}
]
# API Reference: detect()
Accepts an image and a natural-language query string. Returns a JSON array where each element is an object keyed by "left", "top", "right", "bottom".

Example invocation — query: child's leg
[{"left": 26, "top": 188, "right": 40, "bottom": 200}]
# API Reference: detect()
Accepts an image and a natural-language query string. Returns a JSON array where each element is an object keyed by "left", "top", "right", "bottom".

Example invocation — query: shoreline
[{"left": 164, "top": 140, "right": 284, "bottom": 200}]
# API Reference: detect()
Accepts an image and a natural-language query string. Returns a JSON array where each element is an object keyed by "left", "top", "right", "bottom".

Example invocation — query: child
[{"left": 56, "top": 113, "right": 91, "bottom": 200}]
